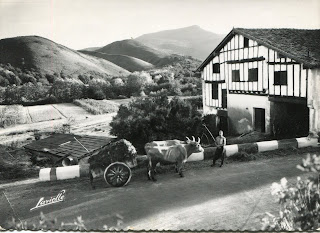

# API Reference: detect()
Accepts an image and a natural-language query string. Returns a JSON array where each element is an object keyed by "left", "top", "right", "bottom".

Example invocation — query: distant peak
[{"left": 188, "top": 25, "right": 201, "bottom": 28}]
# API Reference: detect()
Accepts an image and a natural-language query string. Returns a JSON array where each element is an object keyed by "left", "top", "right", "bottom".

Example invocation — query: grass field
[
  {"left": 52, "top": 103, "right": 92, "bottom": 118},
  {"left": 27, "top": 104, "right": 63, "bottom": 123},
  {"left": 73, "top": 99, "right": 119, "bottom": 115}
]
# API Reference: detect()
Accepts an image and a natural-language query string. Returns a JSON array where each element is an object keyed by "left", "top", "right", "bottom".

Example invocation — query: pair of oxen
[{"left": 145, "top": 136, "right": 204, "bottom": 181}]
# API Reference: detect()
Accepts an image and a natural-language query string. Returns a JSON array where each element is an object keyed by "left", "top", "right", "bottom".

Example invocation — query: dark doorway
[
  {"left": 254, "top": 108, "right": 265, "bottom": 132},
  {"left": 270, "top": 101, "right": 309, "bottom": 138},
  {"left": 222, "top": 89, "right": 227, "bottom": 108}
]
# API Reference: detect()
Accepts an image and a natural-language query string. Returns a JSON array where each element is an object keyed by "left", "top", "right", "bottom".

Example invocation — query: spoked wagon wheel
[{"left": 104, "top": 162, "right": 132, "bottom": 187}]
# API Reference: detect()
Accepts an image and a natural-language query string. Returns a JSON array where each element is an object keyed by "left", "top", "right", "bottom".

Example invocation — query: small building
[
  {"left": 25, "top": 133, "right": 113, "bottom": 166},
  {"left": 197, "top": 28, "right": 320, "bottom": 138}
]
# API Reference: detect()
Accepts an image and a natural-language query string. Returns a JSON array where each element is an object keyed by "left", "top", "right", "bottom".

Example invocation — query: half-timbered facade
[{"left": 197, "top": 28, "right": 320, "bottom": 137}]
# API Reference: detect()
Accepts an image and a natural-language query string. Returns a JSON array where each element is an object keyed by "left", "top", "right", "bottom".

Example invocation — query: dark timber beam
[
  {"left": 227, "top": 56, "right": 265, "bottom": 64},
  {"left": 268, "top": 96, "right": 307, "bottom": 105}
]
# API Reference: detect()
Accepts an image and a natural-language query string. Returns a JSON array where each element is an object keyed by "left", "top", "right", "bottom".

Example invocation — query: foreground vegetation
[{"left": 262, "top": 153, "right": 320, "bottom": 231}]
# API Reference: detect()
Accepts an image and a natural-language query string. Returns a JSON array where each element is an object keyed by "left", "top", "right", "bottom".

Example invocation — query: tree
[
  {"left": 110, "top": 96, "right": 203, "bottom": 152},
  {"left": 126, "top": 72, "right": 152, "bottom": 96},
  {"left": 4, "top": 86, "right": 21, "bottom": 104}
]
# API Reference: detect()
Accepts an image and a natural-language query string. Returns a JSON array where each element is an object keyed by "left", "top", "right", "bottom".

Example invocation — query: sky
[{"left": 0, "top": 0, "right": 319, "bottom": 50}]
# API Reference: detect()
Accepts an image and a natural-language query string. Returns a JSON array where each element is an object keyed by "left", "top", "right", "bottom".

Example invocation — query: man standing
[{"left": 211, "top": 130, "right": 226, "bottom": 167}]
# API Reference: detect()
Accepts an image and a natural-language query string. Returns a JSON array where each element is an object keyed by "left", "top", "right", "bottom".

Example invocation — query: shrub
[
  {"left": 261, "top": 153, "right": 320, "bottom": 231},
  {"left": 126, "top": 71, "right": 153, "bottom": 97},
  {"left": 110, "top": 96, "right": 203, "bottom": 152}
]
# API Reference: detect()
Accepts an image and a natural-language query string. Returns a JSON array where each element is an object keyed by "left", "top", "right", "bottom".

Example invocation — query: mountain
[
  {"left": 96, "top": 39, "right": 170, "bottom": 66},
  {"left": 81, "top": 46, "right": 102, "bottom": 52},
  {"left": 135, "top": 25, "right": 225, "bottom": 60},
  {"left": 0, "top": 36, "right": 130, "bottom": 79},
  {"left": 79, "top": 50, "right": 154, "bottom": 72}
]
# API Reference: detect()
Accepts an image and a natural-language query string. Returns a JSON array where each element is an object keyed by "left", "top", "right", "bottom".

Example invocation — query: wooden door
[{"left": 254, "top": 108, "right": 265, "bottom": 132}]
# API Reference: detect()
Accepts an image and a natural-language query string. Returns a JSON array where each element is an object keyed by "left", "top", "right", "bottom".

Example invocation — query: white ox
[{"left": 145, "top": 137, "right": 204, "bottom": 181}]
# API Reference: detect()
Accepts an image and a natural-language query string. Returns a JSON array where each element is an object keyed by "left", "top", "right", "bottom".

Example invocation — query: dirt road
[{"left": 0, "top": 154, "right": 311, "bottom": 230}]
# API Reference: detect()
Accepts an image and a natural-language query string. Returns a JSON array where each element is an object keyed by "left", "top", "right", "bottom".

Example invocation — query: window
[
  {"left": 232, "top": 70, "right": 240, "bottom": 82},
  {"left": 213, "top": 63, "right": 220, "bottom": 73},
  {"left": 274, "top": 71, "right": 287, "bottom": 85},
  {"left": 244, "top": 37, "right": 249, "bottom": 48},
  {"left": 248, "top": 68, "right": 258, "bottom": 82},
  {"left": 211, "top": 83, "right": 218, "bottom": 99}
]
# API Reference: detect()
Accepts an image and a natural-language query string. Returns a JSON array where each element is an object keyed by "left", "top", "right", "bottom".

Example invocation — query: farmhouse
[{"left": 197, "top": 28, "right": 320, "bottom": 138}]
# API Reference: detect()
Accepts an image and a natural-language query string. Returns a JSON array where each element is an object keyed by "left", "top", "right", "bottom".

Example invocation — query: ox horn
[
  {"left": 186, "top": 137, "right": 191, "bottom": 142},
  {"left": 198, "top": 137, "right": 200, "bottom": 143},
  {"left": 192, "top": 136, "right": 195, "bottom": 142}
]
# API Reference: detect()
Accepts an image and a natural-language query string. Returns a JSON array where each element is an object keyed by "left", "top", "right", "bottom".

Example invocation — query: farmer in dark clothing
[{"left": 211, "top": 130, "right": 226, "bottom": 167}]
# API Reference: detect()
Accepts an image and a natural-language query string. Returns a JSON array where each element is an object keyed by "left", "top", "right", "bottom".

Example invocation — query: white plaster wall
[
  {"left": 308, "top": 68, "right": 320, "bottom": 134},
  {"left": 203, "top": 105, "right": 218, "bottom": 115},
  {"left": 227, "top": 94, "right": 271, "bottom": 134}
]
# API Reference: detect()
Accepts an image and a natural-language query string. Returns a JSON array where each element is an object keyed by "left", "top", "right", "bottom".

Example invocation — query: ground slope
[
  {"left": 79, "top": 50, "right": 154, "bottom": 72},
  {"left": 0, "top": 36, "right": 130, "bottom": 78},
  {"left": 136, "top": 25, "right": 225, "bottom": 60}
]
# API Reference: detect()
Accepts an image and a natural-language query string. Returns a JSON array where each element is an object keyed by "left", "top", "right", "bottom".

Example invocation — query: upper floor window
[
  {"left": 274, "top": 71, "right": 287, "bottom": 85},
  {"left": 213, "top": 63, "right": 220, "bottom": 73},
  {"left": 232, "top": 70, "right": 240, "bottom": 82},
  {"left": 244, "top": 37, "right": 249, "bottom": 48},
  {"left": 248, "top": 68, "right": 258, "bottom": 82},
  {"left": 211, "top": 82, "right": 218, "bottom": 99}
]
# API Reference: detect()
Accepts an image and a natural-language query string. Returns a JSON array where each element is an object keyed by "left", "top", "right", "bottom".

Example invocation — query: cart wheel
[{"left": 104, "top": 162, "right": 132, "bottom": 187}]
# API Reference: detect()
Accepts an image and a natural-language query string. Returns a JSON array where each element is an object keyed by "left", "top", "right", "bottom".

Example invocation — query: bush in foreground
[
  {"left": 110, "top": 96, "right": 202, "bottom": 152},
  {"left": 261, "top": 153, "right": 320, "bottom": 231}
]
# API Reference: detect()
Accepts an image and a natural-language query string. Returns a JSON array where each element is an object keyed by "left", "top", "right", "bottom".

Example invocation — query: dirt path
[{"left": 0, "top": 154, "right": 311, "bottom": 231}]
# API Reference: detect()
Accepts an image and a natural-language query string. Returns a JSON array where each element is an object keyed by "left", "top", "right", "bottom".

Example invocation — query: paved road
[{"left": 0, "top": 154, "right": 311, "bottom": 231}]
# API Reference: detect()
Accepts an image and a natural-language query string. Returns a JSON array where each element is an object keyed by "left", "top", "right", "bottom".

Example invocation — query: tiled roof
[
  {"left": 197, "top": 28, "right": 320, "bottom": 71},
  {"left": 25, "top": 133, "right": 113, "bottom": 159}
]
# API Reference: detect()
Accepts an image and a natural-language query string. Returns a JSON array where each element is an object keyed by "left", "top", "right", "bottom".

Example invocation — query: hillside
[
  {"left": 81, "top": 46, "right": 102, "bottom": 52},
  {"left": 79, "top": 50, "right": 154, "bottom": 72},
  {"left": 136, "top": 25, "right": 225, "bottom": 60},
  {"left": 96, "top": 39, "right": 170, "bottom": 65},
  {"left": 0, "top": 36, "right": 130, "bottom": 79}
]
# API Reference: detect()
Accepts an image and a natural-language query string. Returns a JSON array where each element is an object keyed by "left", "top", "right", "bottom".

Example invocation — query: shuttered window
[
  {"left": 232, "top": 70, "right": 240, "bottom": 82},
  {"left": 244, "top": 37, "right": 249, "bottom": 48},
  {"left": 213, "top": 63, "right": 220, "bottom": 73},
  {"left": 211, "top": 83, "right": 218, "bottom": 99},
  {"left": 274, "top": 71, "right": 287, "bottom": 85},
  {"left": 248, "top": 68, "right": 258, "bottom": 82}
]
